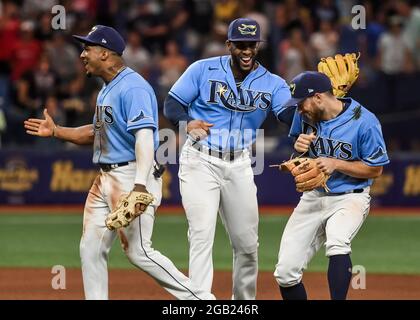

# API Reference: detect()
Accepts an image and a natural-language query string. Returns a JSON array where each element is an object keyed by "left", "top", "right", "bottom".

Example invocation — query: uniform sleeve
[
  {"left": 168, "top": 61, "right": 202, "bottom": 106},
  {"left": 359, "top": 122, "right": 390, "bottom": 166},
  {"left": 271, "top": 80, "right": 292, "bottom": 119},
  {"left": 123, "top": 87, "right": 157, "bottom": 133},
  {"left": 288, "top": 109, "right": 303, "bottom": 138}
]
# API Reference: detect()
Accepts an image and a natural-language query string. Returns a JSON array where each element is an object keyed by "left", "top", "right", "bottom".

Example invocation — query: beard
[{"left": 309, "top": 109, "right": 324, "bottom": 123}]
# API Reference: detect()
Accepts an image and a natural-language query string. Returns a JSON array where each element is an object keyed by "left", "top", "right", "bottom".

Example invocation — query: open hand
[{"left": 24, "top": 108, "right": 55, "bottom": 137}]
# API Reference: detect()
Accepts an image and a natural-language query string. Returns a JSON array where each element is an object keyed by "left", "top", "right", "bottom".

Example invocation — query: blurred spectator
[
  {"left": 201, "top": 22, "right": 229, "bottom": 58},
  {"left": 395, "top": 0, "right": 420, "bottom": 70},
  {"left": 0, "top": 1, "right": 20, "bottom": 75},
  {"left": 22, "top": 0, "right": 58, "bottom": 20},
  {"left": 16, "top": 54, "right": 59, "bottom": 112},
  {"left": 61, "top": 60, "right": 101, "bottom": 127},
  {"left": 34, "top": 11, "right": 54, "bottom": 42},
  {"left": 310, "top": 19, "right": 339, "bottom": 60},
  {"left": 157, "top": 40, "right": 188, "bottom": 103},
  {"left": 313, "top": 0, "right": 339, "bottom": 24},
  {"left": 214, "top": 0, "right": 239, "bottom": 23},
  {"left": 185, "top": 0, "right": 213, "bottom": 35},
  {"left": 33, "top": 94, "right": 65, "bottom": 149},
  {"left": 45, "top": 32, "right": 79, "bottom": 83},
  {"left": 377, "top": 15, "right": 414, "bottom": 75},
  {"left": 10, "top": 20, "right": 42, "bottom": 81},
  {"left": 278, "top": 27, "right": 313, "bottom": 82},
  {"left": 271, "top": 1, "right": 312, "bottom": 73},
  {"left": 122, "top": 29, "right": 151, "bottom": 79},
  {"left": 377, "top": 15, "right": 415, "bottom": 111},
  {"left": 129, "top": 0, "right": 172, "bottom": 54},
  {"left": 362, "top": 2, "right": 386, "bottom": 62}
]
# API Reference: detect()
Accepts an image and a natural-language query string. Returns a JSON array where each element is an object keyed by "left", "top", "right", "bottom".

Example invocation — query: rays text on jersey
[
  {"left": 207, "top": 80, "right": 272, "bottom": 112},
  {"left": 310, "top": 136, "right": 353, "bottom": 159}
]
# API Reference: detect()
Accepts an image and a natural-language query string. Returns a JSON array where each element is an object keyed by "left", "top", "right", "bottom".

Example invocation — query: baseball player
[
  {"left": 24, "top": 25, "right": 214, "bottom": 300},
  {"left": 274, "top": 71, "right": 390, "bottom": 300},
  {"left": 163, "top": 18, "right": 292, "bottom": 299}
]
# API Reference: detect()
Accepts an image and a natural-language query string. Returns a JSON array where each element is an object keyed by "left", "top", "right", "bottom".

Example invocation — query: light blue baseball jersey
[
  {"left": 289, "top": 98, "right": 390, "bottom": 193},
  {"left": 169, "top": 55, "right": 291, "bottom": 151},
  {"left": 92, "top": 67, "right": 159, "bottom": 164}
]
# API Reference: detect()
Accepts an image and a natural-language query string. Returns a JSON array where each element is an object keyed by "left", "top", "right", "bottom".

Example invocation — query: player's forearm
[
  {"left": 335, "top": 159, "right": 383, "bottom": 179},
  {"left": 134, "top": 128, "right": 154, "bottom": 187},
  {"left": 54, "top": 124, "right": 94, "bottom": 145},
  {"left": 163, "top": 95, "right": 193, "bottom": 128}
]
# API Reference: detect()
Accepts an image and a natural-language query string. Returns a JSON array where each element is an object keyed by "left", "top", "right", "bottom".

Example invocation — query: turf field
[{"left": 1, "top": 211, "right": 419, "bottom": 274}]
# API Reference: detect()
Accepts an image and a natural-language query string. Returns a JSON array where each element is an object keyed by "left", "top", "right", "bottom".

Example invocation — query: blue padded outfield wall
[{"left": 0, "top": 149, "right": 419, "bottom": 207}]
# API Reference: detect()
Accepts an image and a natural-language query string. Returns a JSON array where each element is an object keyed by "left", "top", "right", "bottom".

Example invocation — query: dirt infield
[{"left": 0, "top": 268, "right": 419, "bottom": 300}]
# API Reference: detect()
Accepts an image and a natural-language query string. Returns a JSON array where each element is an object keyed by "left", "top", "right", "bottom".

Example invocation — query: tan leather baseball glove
[
  {"left": 317, "top": 53, "right": 360, "bottom": 98},
  {"left": 279, "top": 157, "right": 330, "bottom": 193},
  {"left": 105, "top": 191, "right": 154, "bottom": 230}
]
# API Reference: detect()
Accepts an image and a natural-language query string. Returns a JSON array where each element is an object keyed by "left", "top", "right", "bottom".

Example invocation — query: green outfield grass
[{"left": 0, "top": 212, "right": 419, "bottom": 274}]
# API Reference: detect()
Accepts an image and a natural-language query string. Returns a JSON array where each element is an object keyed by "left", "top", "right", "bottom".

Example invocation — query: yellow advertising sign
[{"left": 0, "top": 158, "right": 38, "bottom": 192}]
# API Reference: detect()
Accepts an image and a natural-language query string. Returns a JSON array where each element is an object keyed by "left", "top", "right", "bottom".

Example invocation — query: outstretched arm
[{"left": 24, "top": 109, "right": 94, "bottom": 145}]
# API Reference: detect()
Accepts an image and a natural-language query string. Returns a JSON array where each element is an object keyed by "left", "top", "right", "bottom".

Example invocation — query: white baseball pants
[
  {"left": 179, "top": 141, "right": 259, "bottom": 300},
  {"left": 274, "top": 188, "right": 371, "bottom": 287},
  {"left": 80, "top": 161, "right": 215, "bottom": 300}
]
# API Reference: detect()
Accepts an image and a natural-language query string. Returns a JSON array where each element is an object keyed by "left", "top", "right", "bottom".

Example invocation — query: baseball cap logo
[
  {"left": 289, "top": 83, "right": 296, "bottom": 95},
  {"left": 238, "top": 24, "right": 257, "bottom": 35},
  {"left": 88, "top": 26, "right": 98, "bottom": 36}
]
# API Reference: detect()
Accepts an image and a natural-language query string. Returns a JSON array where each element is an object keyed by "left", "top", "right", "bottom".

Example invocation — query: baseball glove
[
  {"left": 278, "top": 157, "right": 330, "bottom": 193},
  {"left": 105, "top": 191, "right": 154, "bottom": 230},
  {"left": 317, "top": 53, "right": 360, "bottom": 97}
]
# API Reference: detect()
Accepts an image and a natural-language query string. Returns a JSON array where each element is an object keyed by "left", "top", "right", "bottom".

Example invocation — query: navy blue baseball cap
[
  {"left": 227, "top": 18, "right": 263, "bottom": 42},
  {"left": 284, "top": 71, "right": 333, "bottom": 107},
  {"left": 73, "top": 25, "right": 126, "bottom": 55}
]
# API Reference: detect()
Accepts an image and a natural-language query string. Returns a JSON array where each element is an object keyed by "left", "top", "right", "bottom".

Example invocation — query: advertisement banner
[{"left": 0, "top": 150, "right": 419, "bottom": 206}]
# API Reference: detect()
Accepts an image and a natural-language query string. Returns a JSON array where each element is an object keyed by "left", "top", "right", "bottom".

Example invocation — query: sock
[
  {"left": 328, "top": 254, "right": 353, "bottom": 300},
  {"left": 279, "top": 282, "right": 307, "bottom": 300}
]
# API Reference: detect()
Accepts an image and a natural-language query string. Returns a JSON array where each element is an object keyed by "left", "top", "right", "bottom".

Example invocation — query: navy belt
[
  {"left": 327, "top": 188, "right": 364, "bottom": 196},
  {"left": 99, "top": 162, "right": 129, "bottom": 172},
  {"left": 191, "top": 143, "right": 243, "bottom": 161}
]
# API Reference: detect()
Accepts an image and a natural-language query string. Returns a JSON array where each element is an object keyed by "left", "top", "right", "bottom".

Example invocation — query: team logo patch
[
  {"left": 352, "top": 105, "right": 362, "bottom": 120},
  {"left": 238, "top": 24, "right": 257, "bottom": 35},
  {"left": 289, "top": 83, "right": 296, "bottom": 95},
  {"left": 129, "top": 111, "right": 151, "bottom": 123},
  {"left": 367, "top": 146, "right": 386, "bottom": 161}
]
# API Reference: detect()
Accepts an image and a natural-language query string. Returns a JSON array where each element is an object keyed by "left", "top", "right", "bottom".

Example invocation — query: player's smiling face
[
  {"left": 227, "top": 41, "right": 259, "bottom": 74},
  {"left": 80, "top": 44, "right": 105, "bottom": 77}
]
